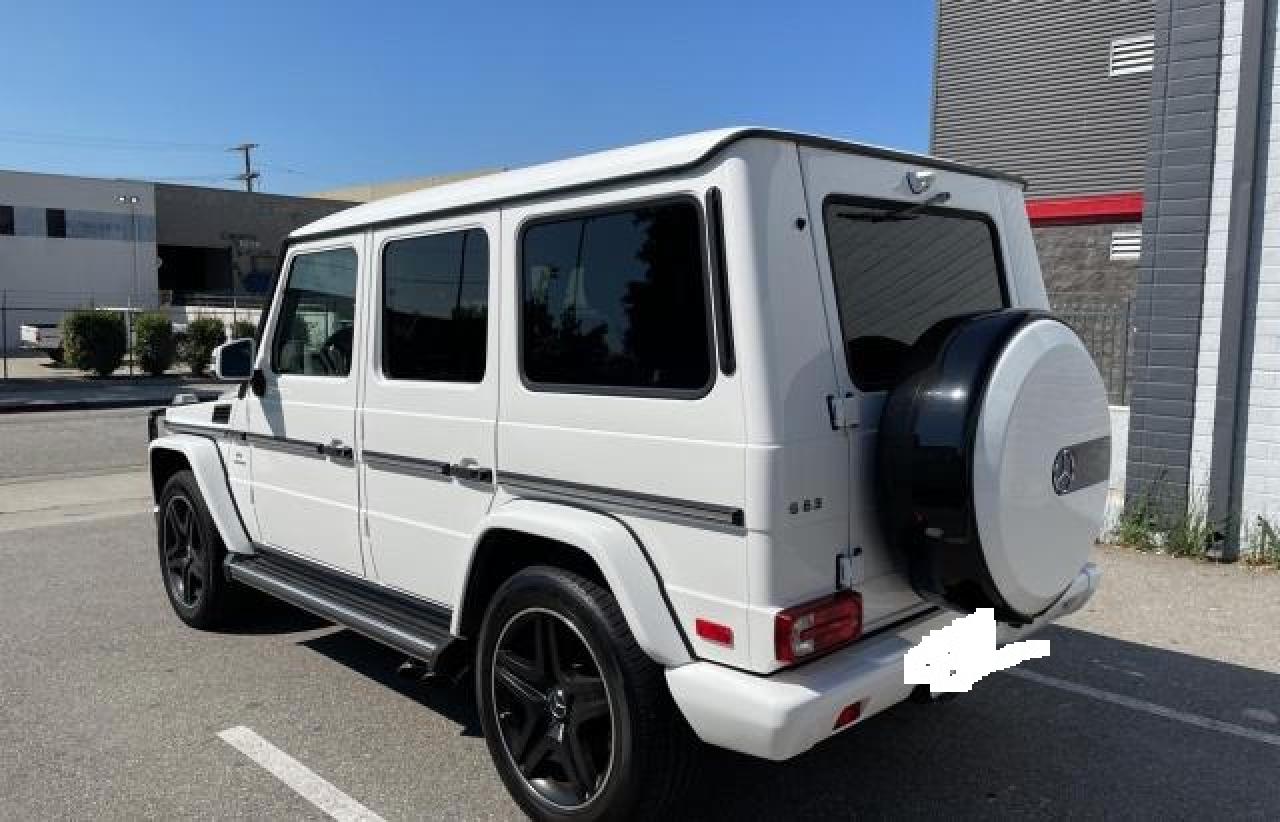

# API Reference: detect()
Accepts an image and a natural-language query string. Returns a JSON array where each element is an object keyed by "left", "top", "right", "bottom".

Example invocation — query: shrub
[
  {"left": 133, "top": 312, "right": 176, "bottom": 376},
  {"left": 181, "top": 317, "right": 227, "bottom": 376},
  {"left": 230, "top": 320, "right": 257, "bottom": 340},
  {"left": 61, "top": 310, "right": 127, "bottom": 377}
]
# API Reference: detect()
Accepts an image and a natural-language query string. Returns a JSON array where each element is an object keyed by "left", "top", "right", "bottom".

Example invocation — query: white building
[{"left": 1, "top": 171, "right": 158, "bottom": 347}]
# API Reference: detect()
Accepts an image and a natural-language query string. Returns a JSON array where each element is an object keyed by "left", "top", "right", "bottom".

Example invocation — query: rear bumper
[{"left": 666, "top": 562, "right": 1100, "bottom": 761}]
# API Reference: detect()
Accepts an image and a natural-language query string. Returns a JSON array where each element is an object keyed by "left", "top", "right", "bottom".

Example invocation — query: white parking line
[
  {"left": 1007, "top": 668, "right": 1280, "bottom": 748},
  {"left": 218, "top": 726, "right": 386, "bottom": 822}
]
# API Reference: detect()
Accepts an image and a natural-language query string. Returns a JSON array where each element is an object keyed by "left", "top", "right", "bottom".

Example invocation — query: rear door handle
[
  {"left": 320, "top": 438, "right": 354, "bottom": 460},
  {"left": 451, "top": 457, "right": 493, "bottom": 483}
]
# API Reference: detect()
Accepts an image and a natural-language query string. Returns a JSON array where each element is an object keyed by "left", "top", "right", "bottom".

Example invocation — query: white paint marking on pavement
[
  {"left": 1007, "top": 668, "right": 1280, "bottom": 748},
  {"left": 218, "top": 726, "right": 386, "bottom": 822}
]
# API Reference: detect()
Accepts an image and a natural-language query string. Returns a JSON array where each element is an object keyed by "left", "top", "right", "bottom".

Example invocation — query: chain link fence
[
  {"left": 1050, "top": 293, "right": 1135, "bottom": 406},
  {"left": 1, "top": 289, "right": 263, "bottom": 380}
]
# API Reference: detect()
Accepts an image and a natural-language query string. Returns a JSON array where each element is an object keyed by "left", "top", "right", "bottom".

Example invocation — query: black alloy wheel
[
  {"left": 476, "top": 566, "right": 697, "bottom": 821},
  {"left": 161, "top": 493, "right": 207, "bottom": 609},
  {"left": 157, "top": 469, "right": 240, "bottom": 629},
  {"left": 491, "top": 607, "right": 615, "bottom": 809}
]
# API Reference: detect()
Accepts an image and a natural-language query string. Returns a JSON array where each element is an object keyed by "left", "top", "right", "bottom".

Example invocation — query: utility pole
[{"left": 229, "top": 142, "right": 261, "bottom": 192}]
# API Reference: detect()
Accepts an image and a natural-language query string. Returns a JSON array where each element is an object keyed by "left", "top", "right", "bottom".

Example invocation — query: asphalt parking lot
[{"left": 3, "top": 408, "right": 1279, "bottom": 820}]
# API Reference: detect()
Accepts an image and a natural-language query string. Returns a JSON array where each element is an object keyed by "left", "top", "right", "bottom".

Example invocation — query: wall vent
[
  {"left": 1110, "top": 35, "right": 1155, "bottom": 76},
  {"left": 1110, "top": 229, "right": 1142, "bottom": 260}
]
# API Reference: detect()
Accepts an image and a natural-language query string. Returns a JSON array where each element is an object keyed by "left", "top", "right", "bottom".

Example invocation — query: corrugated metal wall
[{"left": 932, "top": 0, "right": 1156, "bottom": 196}]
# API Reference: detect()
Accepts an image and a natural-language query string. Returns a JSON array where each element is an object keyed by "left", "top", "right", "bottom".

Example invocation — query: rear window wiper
[{"left": 837, "top": 191, "right": 952, "bottom": 223}]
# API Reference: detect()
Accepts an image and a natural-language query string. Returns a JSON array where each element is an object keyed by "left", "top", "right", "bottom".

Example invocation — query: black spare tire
[{"left": 877, "top": 310, "right": 1110, "bottom": 623}]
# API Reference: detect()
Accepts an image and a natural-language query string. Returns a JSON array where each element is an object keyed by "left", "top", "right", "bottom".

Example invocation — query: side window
[
  {"left": 46, "top": 208, "right": 66, "bottom": 239},
  {"left": 520, "top": 200, "right": 712, "bottom": 394},
  {"left": 271, "top": 248, "right": 359, "bottom": 377},
  {"left": 381, "top": 228, "right": 489, "bottom": 382}
]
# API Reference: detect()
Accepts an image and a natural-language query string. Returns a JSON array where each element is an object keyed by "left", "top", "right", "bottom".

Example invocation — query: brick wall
[
  {"left": 1127, "top": 0, "right": 1225, "bottom": 511},
  {"left": 1034, "top": 223, "right": 1142, "bottom": 298}
]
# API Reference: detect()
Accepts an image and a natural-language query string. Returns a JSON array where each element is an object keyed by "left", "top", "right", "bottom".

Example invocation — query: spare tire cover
[{"left": 877, "top": 310, "right": 1110, "bottom": 622}]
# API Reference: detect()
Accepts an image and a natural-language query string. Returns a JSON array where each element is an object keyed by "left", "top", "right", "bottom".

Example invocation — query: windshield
[{"left": 823, "top": 197, "right": 1007, "bottom": 391}]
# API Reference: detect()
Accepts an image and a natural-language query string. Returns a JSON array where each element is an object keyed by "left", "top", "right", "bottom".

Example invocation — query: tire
[
  {"left": 156, "top": 469, "right": 240, "bottom": 629},
  {"left": 476, "top": 566, "right": 695, "bottom": 821}
]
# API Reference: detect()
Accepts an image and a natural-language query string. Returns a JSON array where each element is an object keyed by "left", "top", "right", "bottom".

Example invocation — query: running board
[{"left": 227, "top": 548, "right": 456, "bottom": 666}]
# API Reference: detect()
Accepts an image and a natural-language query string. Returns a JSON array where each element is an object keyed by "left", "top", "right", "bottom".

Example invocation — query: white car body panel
[
  {"left": 456, "top": 497, "right": 693, "bottom": 668},
  {"left": 148, "top": 432, "right": 253, "bottom": 556}
]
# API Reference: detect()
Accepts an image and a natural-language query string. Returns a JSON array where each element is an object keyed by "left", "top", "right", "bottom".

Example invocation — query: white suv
[{"left": 147, "top": 128, "right": 1108, "bottom": 821}]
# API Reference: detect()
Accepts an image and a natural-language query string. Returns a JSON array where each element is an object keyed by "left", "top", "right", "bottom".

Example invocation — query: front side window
[
  {"left": 824, "top": 197, "right": 1006, "bottom": 391},
  {"left": 271, "top": 248, "right": 359, "bottom": 377},
  {"left": 520, "top": 200, "right": 712, "bottom": 394},
  {"left": 382, "top": 228, "right": 489, "bottom": 382}
]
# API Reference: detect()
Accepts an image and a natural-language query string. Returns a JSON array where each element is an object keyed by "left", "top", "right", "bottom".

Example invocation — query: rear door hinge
[
  {"left": 827, "top": 393, "right": 860, "bottom": 430},
  {"left": 837, "top": 545, "right": 864, "bottom": 589}
]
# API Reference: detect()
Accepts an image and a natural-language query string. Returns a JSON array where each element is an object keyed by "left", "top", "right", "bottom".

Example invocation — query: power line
[{"left": 0, "top": 129, "right": 228, "bottom": 152}]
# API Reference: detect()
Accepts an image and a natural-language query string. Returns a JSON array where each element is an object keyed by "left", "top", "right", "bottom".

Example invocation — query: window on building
[
  {"left": 45, "top": 208, "right": 66, "bottom": 239},
  {"left": 1110, "top": 229, "right": 1142, "bottom": 261},
  {"left": 0, "top": 205, "right": 13, "bottom": 236},
  {"left": 823, "top": 197, "right": 1007, "bottom": 392},
  {"left": 1109, "top": 34, "right": 1154, "bottom": 76},
  {"left": 272, "top": 248, "right": 359, "bottom": 377},
  {"left": 520, "top": 199, "right": 713, "bottom": 394},
  {"left": 382, "top": 228, "right": 489, "bottom": 382}
]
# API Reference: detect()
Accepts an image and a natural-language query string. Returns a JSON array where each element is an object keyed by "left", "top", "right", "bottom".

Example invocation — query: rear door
[
  {"left": 245, "top": 240, "right": 365, "bottom": 575},
  {"left": 798, "top": 147, "right": 1013, "bottom": 626},
  {"left": 359, "top": 214, "right": 500, "bottom": 606}
]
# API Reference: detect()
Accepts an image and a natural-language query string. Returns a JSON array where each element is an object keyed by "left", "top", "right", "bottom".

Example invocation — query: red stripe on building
[{"left": 1025, "top": 192, "right": 1144, "bottom": 226}]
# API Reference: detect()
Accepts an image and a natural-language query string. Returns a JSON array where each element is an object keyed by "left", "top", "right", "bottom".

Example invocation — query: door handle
[
  {"left": 451, "top": 457, "right": 493, "bottom": 483},
  {"left": 320, "top": 438, "right": 354, "bottom": 460}
]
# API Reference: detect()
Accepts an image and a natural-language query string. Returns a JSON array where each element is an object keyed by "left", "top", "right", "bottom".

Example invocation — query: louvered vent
[
  {"left": 212, "top": 403, "right": 232, "bottom": 424},
  {"left": 1110, "top": 35, "right": 1154, "bottom": 76},
  {"left": 1110, "top": 229, "right": 1142, "bottom": 261}
]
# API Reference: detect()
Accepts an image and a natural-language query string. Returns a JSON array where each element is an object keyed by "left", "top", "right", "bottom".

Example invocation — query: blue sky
[{"left": 0, "top": 1, "right": 935, "bottom": 195}]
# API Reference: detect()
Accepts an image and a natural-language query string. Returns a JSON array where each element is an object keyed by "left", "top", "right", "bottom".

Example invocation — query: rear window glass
[
  {"left": 520, "top": 200, "right": 712, "bottom": 395},
  {"left": 823, "top": 197, "right": 1006, "bottom": 391}
]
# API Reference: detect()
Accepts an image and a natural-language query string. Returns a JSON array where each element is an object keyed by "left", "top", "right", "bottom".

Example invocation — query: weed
[{"left": 1243, "top": 516, "right": 1280, "bottom": 568}]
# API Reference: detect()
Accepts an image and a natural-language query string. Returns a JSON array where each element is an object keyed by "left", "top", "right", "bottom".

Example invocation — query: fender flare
[
  {"left": 455, "top": 498, "right": 693, "bottom": 668},
  {"left": 148, "top": 434, "right": 252, "bottom": 555}
]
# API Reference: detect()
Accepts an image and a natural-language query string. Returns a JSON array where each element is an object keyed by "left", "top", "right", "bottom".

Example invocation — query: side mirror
[{"left": 213, "top": 338, "right": 255, "bottom": 381}]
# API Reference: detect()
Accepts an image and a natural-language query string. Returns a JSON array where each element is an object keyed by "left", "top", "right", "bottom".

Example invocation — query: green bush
[
  {"left": 61, "top": 310, "right": 127, "bottom": 377},
  {"left": 133, "top": 312, "right": 176, "bottom": 376},
  {"left": 181, "top": 317, "right": 227, "bottom": 376},
  {"left": 230, "top": 320, "right": 257, "bottom": 340}
]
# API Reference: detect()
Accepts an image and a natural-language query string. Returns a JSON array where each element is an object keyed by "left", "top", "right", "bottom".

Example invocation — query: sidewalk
[{"left": 0, "top": 376, "right": 227, "bottom": 413}]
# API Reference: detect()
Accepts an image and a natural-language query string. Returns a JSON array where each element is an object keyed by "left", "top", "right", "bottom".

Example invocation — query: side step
[{"left": 227, "top": 548, "right": 455, "bottom": 666}]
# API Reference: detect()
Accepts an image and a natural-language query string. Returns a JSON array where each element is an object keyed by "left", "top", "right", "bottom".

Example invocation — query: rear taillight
[{"left": 774, "top": 590, "right": 862, "bottom": 665}]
